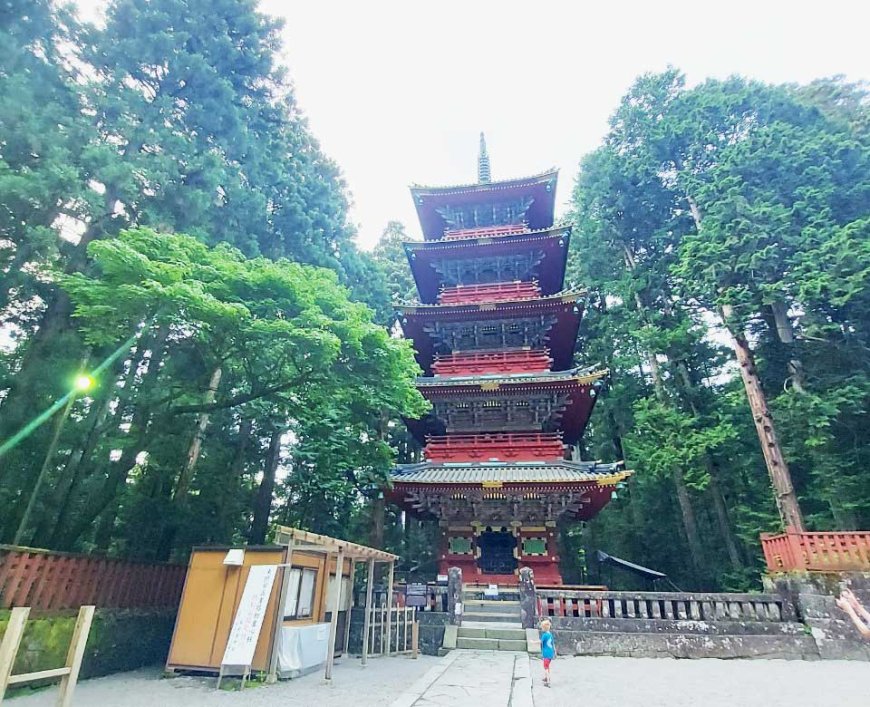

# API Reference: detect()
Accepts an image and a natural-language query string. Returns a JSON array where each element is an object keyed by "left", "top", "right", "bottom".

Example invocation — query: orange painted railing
[
  {"left": 760, "top": 530, "right": 870, "bottom": 572},
  {"left": 425, "top": 432, "right": 565, "bottom": 462},
  {"left": 443, "top": 224, "right": 529, "bottom": 240},
  {"left": 437, "top": 281, "right": 541, "bottom": 305},
  {"left": 0, "top": 545, "right": 186, "bottom": 611},
  {"left": 432, "top": 349, "right": 552, "bottom": 376}
]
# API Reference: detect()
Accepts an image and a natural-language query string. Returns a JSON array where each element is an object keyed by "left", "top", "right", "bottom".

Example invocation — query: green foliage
[
  {"left": 564, "top": 70, "right": 870, "bottom": 591},
  {"left": 0, "top": 0, "right": 425, "bottom": 559}
]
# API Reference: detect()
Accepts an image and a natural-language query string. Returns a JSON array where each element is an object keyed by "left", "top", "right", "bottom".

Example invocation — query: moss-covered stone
[{"left": 0, "top": 609, "right": 176, "bottom": 694}]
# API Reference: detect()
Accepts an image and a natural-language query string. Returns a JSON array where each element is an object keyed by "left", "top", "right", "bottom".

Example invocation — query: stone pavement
[
  {"left": 9, "top": 650, "right": 869, "bottom": 706},
  {"left": 391, "top": 650, "right": 869, "bottom": 707}
]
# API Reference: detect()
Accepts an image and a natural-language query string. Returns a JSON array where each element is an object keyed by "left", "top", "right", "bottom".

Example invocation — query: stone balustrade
[{"left": 536, "top": 589, "right": 795, "bottom": 623}]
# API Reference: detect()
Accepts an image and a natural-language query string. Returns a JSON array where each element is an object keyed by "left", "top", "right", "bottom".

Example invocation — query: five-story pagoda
[{"left": 389, "top": 135, "right": 629, "bottom": 586}]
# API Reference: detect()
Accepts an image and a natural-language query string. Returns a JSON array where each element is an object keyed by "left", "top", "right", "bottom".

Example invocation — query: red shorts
[{"left": 543, "top": 658, "right": 552, "bottom": 669}]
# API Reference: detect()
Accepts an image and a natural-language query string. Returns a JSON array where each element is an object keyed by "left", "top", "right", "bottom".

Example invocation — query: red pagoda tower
[{"left": 389, "top": 135, "right": 629, "bottom": 586}]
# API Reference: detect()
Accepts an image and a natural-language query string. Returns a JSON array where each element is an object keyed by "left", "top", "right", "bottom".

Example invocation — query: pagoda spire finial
[{"left": 477, "top": 132, "right": 491, "bottom": 184}]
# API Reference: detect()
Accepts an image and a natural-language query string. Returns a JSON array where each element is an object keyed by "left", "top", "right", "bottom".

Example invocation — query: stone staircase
[{"left": 443, "top": 584, "right": 538, "bottom": 653}]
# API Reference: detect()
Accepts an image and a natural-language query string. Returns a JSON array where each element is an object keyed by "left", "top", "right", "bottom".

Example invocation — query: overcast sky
[{"left": 78, "top": 0, "right": 870, "bottom": 249}]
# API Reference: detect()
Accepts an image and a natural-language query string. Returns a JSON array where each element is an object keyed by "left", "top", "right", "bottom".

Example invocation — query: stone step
[
  {"left": 456, "top": 637, "right": 499, "bottom": 650},
  {"left": 456, "top": 636, "right": 528, "bottom": 651},
  {"left": 458, "top": 626, "right": 526, "bottom": 641},
  {"left": 499, "top": 639, "right": 527, "bottom": 651},
  {"left": 463, "top": 600, "right": 521, "bottom": 615},
  {"left": 462, "top": 611, "right": 520, "bottom": 623}
]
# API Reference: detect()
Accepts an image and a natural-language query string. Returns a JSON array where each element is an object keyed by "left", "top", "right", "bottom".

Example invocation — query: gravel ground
[
  {"left": 9, "top": 654, "right": 438, "bottom": 707},
  {"left": 530, "top": 655, "right": 868, "bottom": 707},
  {"left": 8, "top": 652, "right": 868, "bottom": 707}
]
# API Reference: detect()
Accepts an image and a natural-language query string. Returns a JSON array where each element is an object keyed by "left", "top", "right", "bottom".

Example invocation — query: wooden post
[
  {"left": 0, "top": 607, "right": 29, "bottom": 701},
  {"left": 57, "top": 605, "right": 94, "bottom": 707},
  {"left": 384, "top": 561, "right": 394, "bottom": 656},
  {"left": 361, "top": 558, "right": 374, "bottom": 666},
  {"left": 267, "top": 537, "right": 294, "bottom": 683},
  {"left": 342, "top": 560, "right": 356, "bottom": 655},
  {"left": 380, "top": 604, "right": 386, "bottom": 655},
  {"left": 324, "top": 549, "right": 344, "bottom": 680},
  {"left": 411, "top": 620, "right": 419, "bottom": 659}
]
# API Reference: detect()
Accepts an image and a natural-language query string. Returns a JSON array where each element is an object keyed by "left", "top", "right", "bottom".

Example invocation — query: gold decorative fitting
[
  {"left": 480, "top": 381, "right": 500, "bottom": 391},
  {"left": 482, "top": 480, "right": 504, "bottom": 489},
  {"left": 595, "top": 470, "right": 632, "bottom": 486}
]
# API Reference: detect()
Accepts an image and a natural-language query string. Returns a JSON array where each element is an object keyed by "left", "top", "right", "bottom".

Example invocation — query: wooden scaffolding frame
[
  {"left": 268, "top": 527, "right": 400, "bottom": 682},
  {"left": 0, "top": 605, "right": 94, "bottom": 706}
]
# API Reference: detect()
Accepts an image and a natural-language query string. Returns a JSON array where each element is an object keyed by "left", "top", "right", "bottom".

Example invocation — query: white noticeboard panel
[{"left": 222, "top": 564, "right": 278, "bottom": 668}]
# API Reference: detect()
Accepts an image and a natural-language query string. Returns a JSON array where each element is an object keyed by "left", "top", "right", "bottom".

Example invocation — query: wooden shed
[{"left": 166, "top": 527, "right": 397, "bottom": 682}]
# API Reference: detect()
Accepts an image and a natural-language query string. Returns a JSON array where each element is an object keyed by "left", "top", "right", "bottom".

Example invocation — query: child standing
[{"left": 540, "top": 619, "right": 556, "bottom": 686}]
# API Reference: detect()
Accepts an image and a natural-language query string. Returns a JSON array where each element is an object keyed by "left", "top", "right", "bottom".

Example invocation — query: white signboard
[{"left": 222, "top": 565, "right": 278, "bottom": 667}]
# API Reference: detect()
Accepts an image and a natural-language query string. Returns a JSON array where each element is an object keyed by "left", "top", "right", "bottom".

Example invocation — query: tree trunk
[
  {"left": 705, "top": 458, "right": 744, "bottom": 571},
  {"left": 210, "top": 417, "right": 253, "bottom": 542},
  {"left": 33, "top": 391, "right": 113, "bottom": 548},
  {"left": 62, "top": 325, "right": 170, "bottom": 548},
  {"left": 768, "top": 300, "right": 806, "bottom": 393},
  {"left": 249, "top": 430, "right": 282, "bottom": 544},
  {"left": 172, "top": 366, "right": 223, "bottom": 501},
  {"left": 672, "top": 360, "right": 744, "bottom": 571},
  {"left": 0, "top": 294, "right": 76, "bottom": 459},
  {"left": 0, "top": 195, "right": 119, "bottom": 448},
  {"left": 722, "top": 305, "right": 805, "bottom": 531},
  {"left": 672, "top": 465, "right": 707, "bottom": 583},
  {"left": 153, "top": 365, "right": 224, "bottom": 559},
  {"left": 370, "top": 494, "right": 385, "bottom": 549}
]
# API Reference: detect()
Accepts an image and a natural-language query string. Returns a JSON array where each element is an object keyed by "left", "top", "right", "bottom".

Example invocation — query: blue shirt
[{"left": 541, "top": 631, "right": 555, "bottom": 659}]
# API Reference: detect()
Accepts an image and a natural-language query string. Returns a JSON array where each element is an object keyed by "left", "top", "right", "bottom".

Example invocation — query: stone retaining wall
[
  {"left": 534, "top": 572, "right": 870, "bottom": 661},
  {"left": 764, "top": 571, "right": 870, "bottom": 660},
  {"left": 0, "top": 608, "right": 176, "bottom": 692}
]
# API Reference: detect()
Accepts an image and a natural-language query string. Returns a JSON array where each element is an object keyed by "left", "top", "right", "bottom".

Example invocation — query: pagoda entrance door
[{"left": 477, "top": 528, "right": 518, "bottom": 575}]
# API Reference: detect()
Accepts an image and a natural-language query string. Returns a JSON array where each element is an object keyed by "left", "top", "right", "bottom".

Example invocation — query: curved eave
[
  {"left": 390, "top": 461, "right": 628, "bottom": 485},
  {"left": 410, "top": 168, "right": 558, "bottom": 197},
  {"left": 404, "top": 227, "right": 570, "bottom": 304},
  {"left": 398, "top": 285, "right": 586, "bottom": 312},
  {"left": 400, "top": 298, "right": 585, "bottom": 374},
  {"left": 405, "top": 371, "right": 608, "bottom": 445},
  {"left": 404, "top": 225, "right": 571, "bottom": 248},
  {"left": 410, "top": 170, "right": 559, "bottom": 239},
  {"left": 415, "top": 366, "right": 609, "bottom": 389},
  {"left": 386, "top": 466, "right": 632, "bottom": 522}
]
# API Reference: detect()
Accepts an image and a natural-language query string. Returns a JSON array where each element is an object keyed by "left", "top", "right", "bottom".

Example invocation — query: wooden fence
[
  {"left": 356, "top": 582, "right": 448, "bottom": 613},
  {"left": 536, "top": 588, "right": 795, "bottom": 622},
  {"left": 0, "top": 545, "right": 186, "bottom": 612},
  {"left": 363, "top": 606, "right": 417, "bottom": 656},
  {"left": 760, "top": 530, "right": 870, "bottom": 572}
]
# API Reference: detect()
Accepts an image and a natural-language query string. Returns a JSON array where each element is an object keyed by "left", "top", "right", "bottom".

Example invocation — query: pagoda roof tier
[
  {"left": 411, "top": 169, "right": 558, "bottom": 239},
  {"left": 399, "top": 289, "right": 585, "bottom": 374},
  {"left": 387, "top": 460, "right": 630, "bottom": 522},
  {"left": 405, "top": 367, "right": 608, "bottom": 445},
  {"left": 404, "top": 225, "right": 570, "bottom": 303}
]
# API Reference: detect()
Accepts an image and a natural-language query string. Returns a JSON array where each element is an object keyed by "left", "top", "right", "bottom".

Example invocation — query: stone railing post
[
  {"left": 519, "top": 566, "right": 537, "bottom": 629},
  {"left": 447, "top": 567, "right": 462, "bottom": 626}
]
